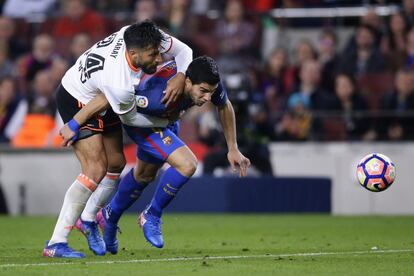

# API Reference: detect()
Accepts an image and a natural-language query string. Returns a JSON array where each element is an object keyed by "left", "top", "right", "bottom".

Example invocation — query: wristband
[
  {"left": 68, "top": 119, "right": 80, "bottom": 132},
  {"left": 67, "top": 119, "right": 80, "bottom": 142}
]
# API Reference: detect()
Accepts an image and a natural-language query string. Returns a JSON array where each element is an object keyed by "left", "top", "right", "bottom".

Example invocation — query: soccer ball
[{"left": 356, "top": 153, "right": 396, "bottom": 192}]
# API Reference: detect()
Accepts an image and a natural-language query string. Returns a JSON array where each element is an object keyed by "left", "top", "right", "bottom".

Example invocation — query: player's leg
[
  {"left": 140, "top": 145, "right": 197, "bottom": 248},
  {"left": 123, "top": 124, "right": 194, "bottom": 248},
  {"left": 102, "top": 158, "right": 161, "bottom": 254},
  {"left": 75, "top": 126, "right": 126, "bottom": 256},
  {"left": 146, "top": 145, "right": 197, "bottom": 217},
  {"left": 44, "top": 134, "right": 107, "bottom": 258},
  {"left": 80, "top": 126, "right": 125, "bottom": 223},
  {"left": 44, "top": 85, "right": 107, "bottom": 258}
]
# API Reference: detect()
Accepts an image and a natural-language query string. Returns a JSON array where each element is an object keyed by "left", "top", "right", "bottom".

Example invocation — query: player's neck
[{"left": 125, "top": 51, "right": 140, "bottom": 72}]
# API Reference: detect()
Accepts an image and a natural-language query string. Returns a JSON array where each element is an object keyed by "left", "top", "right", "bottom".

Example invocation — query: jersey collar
[{"left": 125, "top": 50, "right": 140, "bottom": 72}]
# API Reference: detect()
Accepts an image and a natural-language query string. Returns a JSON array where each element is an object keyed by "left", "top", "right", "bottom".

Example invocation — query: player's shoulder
[{"left": 153, "top": 60, "right": 177, "bottom": 80}]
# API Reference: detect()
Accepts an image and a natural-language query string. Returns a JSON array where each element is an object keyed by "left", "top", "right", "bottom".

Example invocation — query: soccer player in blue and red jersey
[{"left": 64, "top": 56, "right": 250, "bottom": 252}]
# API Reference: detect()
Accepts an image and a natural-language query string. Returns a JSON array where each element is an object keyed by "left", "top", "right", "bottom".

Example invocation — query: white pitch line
[{"left": 1, "top": 249, "right": 414, "bottom": 268}]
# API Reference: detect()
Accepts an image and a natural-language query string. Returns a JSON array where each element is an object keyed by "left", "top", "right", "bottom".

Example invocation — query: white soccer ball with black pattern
[{"left": 356, "top": 153, "right": 396, "bottom": 192}]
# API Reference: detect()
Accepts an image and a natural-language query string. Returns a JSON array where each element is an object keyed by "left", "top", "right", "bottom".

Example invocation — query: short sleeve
[
  {"left": 159, "top": 30, "right": 173, "bottom": 54},
  {"left": 211, "top": 81, "right": 228, "bottom": 106},
  {"left": 102, "top": 85, "right": 135, "bottom": 115}
]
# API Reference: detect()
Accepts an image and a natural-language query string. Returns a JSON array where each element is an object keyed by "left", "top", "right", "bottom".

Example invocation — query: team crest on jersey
[
  {"left": 162, "top": 136, "right": 172, "bottom": 145},
  {"left": 136, "top": 96, "right": 149, "bottom": 108}
]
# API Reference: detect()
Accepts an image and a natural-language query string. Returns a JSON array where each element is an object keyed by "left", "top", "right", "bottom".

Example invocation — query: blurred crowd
[{"left": 0, "top": 0, "right": 414, "bottom": 174}]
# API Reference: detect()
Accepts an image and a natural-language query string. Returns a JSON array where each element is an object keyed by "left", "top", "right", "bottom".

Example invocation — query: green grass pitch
[{"left": 1, "top": 214, "right": 414, "bottom": 275}]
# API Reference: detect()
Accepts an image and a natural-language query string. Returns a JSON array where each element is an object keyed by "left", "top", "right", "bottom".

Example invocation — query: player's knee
[
  {"left": 135, "top": 174, "right": 156, "bottom": 184},
  {"left": 83, "top": 159, "right": 107, "bottom": 183},
  {"left": 107, "top": 154, "right": 126, "bottom": 174},
  {"left": 176, "top": 158, "right": 198, "bottom": 177}
]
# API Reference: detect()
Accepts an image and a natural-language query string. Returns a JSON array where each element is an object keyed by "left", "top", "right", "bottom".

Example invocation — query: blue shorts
[{"left": 123, "top": 122, "right": 184, "bottom": 165}]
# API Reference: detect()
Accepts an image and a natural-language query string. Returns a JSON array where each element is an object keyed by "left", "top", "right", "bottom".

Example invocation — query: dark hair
[
  {"left": 186, "top": 56, "right": 220, "bottom": 85},
  {"left": 357, "top": 23, "right": 378, "bottom": 38},
  {"left": 335, "top": 72, "right": 357, "bottom": 92},
  {"left": 124, "top": 20, "right": 165, "bottom": 50}
]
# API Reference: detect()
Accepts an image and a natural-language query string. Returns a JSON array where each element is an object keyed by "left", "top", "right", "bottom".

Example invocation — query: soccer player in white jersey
[{"left": 42, "top": 21, "right": 192, "bottom": 258}]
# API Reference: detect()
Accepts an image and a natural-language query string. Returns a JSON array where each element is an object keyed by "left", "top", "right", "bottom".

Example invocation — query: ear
[
  {"left": 184, "top": 77, "right": 192, "bottom": 89},
  {"left": 128, "top": 48, "right": 138, "bottom": 57}
]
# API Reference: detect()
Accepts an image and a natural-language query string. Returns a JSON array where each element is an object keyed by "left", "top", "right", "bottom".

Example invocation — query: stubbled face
[
  {"left": 129, "top": 46, "right": 162, "bottom": 74},
  {"left": 186, "top": 80, "right": 218, "bottom": 106}
]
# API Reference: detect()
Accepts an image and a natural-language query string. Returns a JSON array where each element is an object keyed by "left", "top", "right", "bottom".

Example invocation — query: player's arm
[
  {"left": 60, "top": 93, "right": 109, "bottom": 146},
  {"left": 160, "top": 33, "right": 193, "bottom": 107},
  {"left": 216, "top": 99, "right": 251, "bottom": 177},
  {"left": 118, "top": 106, "right": 169, "bottom": 128},
  {"left": 61, "top": 92, "right": 168, "bottom": 146}
]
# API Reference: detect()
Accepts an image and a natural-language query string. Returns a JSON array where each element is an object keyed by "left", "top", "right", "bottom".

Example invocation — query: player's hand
[
  {"left": 162, "top": 72, "right": 185, "bottom": 107},
  {"left": 227, "top": 149, "right": 251, "bottom": 177},
  {"left": 59, "top": 124, "right": 77, "bottom": 147}
]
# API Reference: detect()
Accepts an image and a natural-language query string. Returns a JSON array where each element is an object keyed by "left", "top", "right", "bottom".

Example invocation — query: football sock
[
  {"left": 106, "top": 169, "right": 146, "bottom": 224},
  {"left": 147, "top": 166, "right": 189, "bottom": 218},
  {"left": 48, "top": 174, "right": 97, "bottom": 245},
  {"left": 80, "top": 172, "right": 120, "bottom": 222}
]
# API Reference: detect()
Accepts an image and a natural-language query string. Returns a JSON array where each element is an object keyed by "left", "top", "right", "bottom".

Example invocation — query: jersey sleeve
[
  {"left": 211, "top": 81, "right": 228, "bottom": 106},
  {"left": 102, "top": 85, "right": 135, "bottom": 115},
  {"left": 159, "top": 30, "right": 173, "bottom": 54},
  {"left": 158, "top": 30, "right": 192, "bottom": 73}
]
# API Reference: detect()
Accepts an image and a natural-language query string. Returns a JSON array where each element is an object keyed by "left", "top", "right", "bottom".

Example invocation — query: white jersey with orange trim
[{"left": 61, "top": 25, "right": 188, "bottom": 115}]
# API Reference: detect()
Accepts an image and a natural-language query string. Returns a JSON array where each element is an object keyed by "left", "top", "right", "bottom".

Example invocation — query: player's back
[{"left": 61, "top": 26, "right": 137, "bottom": 105}]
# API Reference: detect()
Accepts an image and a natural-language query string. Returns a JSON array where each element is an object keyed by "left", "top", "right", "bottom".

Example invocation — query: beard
[{"left": 139, "top": 62, "right": 157, "bottom": 74}]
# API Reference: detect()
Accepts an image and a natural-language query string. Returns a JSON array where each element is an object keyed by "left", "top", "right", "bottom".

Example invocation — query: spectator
[
  {"left": 288, "top": 59, "right": 328, "bottom": 111},
  {"left": 360, "top": 8, "right": 384, "bottom": 44},
  {"left": 49, "top": 58, "right": 68, "bottom": 88},
  {"left": 259, "top": 47, "right": 294, "bottom": 120},
  {"left": 0, "top": 42, "right": 15, "bottom": 79},
  {"left": 11, "top": 70, "right": 58, "bottom": 147},
  {"left": 0, "top": 16, "right": 27, "bottom": 60},
  {"left": 404, "top": 26, "right": 414, "bottom": 69},
  {"left": 52, "top": 0, "right": 106, "bottom": 55},
  {"left": 275, "top": 93, "right": 312, "bottom": 141},
  {"left": 339, "top": 24, "right": 386, "bottom": 78},
  {"left": 378, "top": 69, "right": 414, "bottom": 141},
  {"left": 286, "top": 60, "right": 329, "bottom": 139},
  {"left": 344, "top": 8, "right": 384, "bottom": 53},
  {"left": 68, "top": 33, "right": 92, "bottom": 65},
  {"left": 290, "top": 39, "right": 317, "bottom": 88},
  {"left": 0, "top": 76, "right": 20, "bottom": 143},
  {"left": 16, "top": 34, "right": 55, "bottom": 93},
  {"left": 381, "top": 12, "right": 411, "bottom": 72},
  {"left": 133, "top": 0, "right": 159, "bottom": 23},
  {"left": 163, "top": 0, "right": 195, "bottom": 37},
  {"left": 214, "top": 0, "right": 257, "bottom": 58},
  {"left": 317, "top": 29, "right": 340, "bottom": 93},
  {"left": 403, "top": 0, "right": 414, "bottom": 26},
  {"left": 329, "top": 73, "right": 374, "bottom": 140}
]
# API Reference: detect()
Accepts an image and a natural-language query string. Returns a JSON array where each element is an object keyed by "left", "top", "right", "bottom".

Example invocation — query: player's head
[
  {"left": 185, "top": 56, "right": 220, "bottom": 106},
  {"left": 124, "top": 20, "right": 164, "bottom": 74}
]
